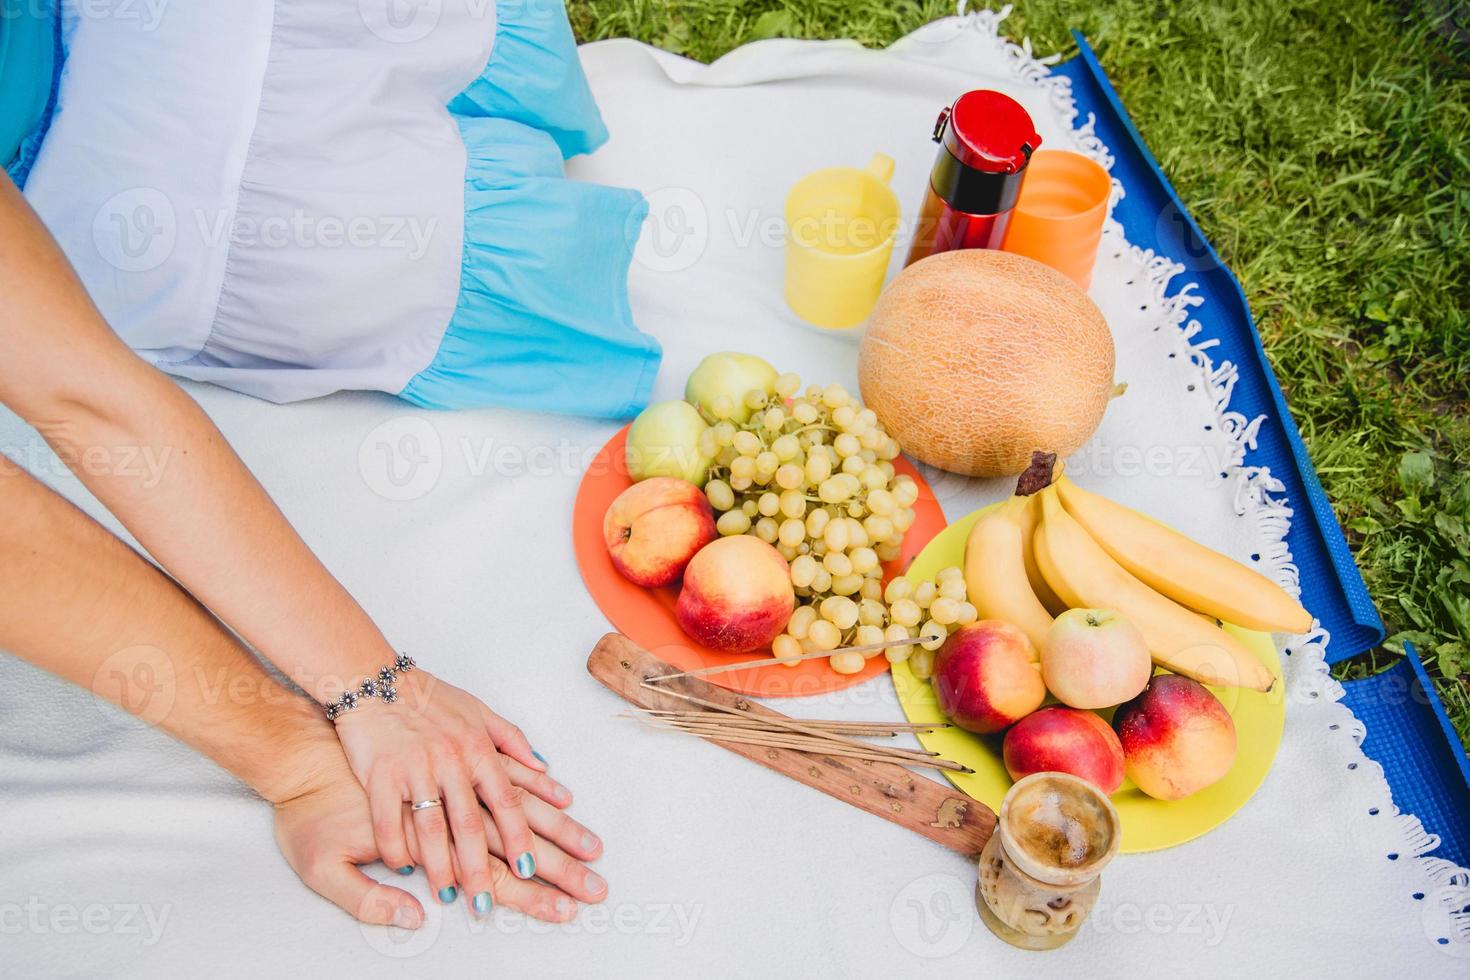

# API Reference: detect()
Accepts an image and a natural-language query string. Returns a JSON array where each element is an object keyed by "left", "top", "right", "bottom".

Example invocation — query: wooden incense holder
[{"left": 587, "top": 632, "right": 995, "bottom": 856}]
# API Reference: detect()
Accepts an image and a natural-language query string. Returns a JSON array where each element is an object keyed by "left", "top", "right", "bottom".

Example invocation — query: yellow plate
[{"left": 891, "top": 504, "right": 1287, "bottom": 853}]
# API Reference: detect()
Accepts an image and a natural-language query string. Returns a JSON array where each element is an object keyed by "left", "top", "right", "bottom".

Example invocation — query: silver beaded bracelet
[{"left": 324, "top": 653, "right": 415, "bottom": 721}]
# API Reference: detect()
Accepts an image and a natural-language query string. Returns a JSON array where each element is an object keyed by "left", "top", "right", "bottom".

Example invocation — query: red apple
[
  {"left": 1003, "top": 706, "right": 1126, "bottom": 794},
  {"left": 930, "top": 621, "right": 1045, "bottom": 734},
  {"left": 1113, "top": 674, "right": 1236, "bottom": 800},
  {"left": 1040, "top": 608, "right": 1152, "bottom": 709},
  {"left": 603, "top": 478, "right": 717, "bottom": 588},
  {"left": 676, "top": 536, "right": 795, "bottom": 652}
]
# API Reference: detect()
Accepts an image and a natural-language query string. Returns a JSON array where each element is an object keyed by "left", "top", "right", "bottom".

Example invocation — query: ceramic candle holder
[{"left": 975, "top": 771, "right": 1121, "bottom": 950}]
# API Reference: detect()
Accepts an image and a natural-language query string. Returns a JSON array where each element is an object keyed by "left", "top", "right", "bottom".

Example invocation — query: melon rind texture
[{"left": 858, "top": 250, "right": 1116, "bottom": 477}]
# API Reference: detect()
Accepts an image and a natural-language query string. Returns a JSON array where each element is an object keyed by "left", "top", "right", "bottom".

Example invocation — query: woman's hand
[
  {"left": 332, "top": 669, "right": 566, "bottom": 908},
  {"left": 274, "top": 740, "right": 607, "bottom": 926}
]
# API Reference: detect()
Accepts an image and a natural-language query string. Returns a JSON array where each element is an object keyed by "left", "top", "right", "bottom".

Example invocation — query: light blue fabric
[
  {"left": 401, "top": 0, "right": 661, "bottom": 418},
  {"left": 446, "top": 0, "right": 607, "bottom": 159},
  {"left": 1, "top": 0, "right": 61, "bottom": 186}
]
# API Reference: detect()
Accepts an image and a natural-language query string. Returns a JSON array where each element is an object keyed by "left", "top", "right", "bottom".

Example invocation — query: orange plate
[{"left": 573, "top": 425, "right": 948, "bottom": 697}]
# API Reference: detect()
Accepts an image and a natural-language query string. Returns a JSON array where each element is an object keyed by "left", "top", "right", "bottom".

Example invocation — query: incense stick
[
  {"left": 628, "top": 714, "right": 972, "bottom": 773},
  {"left": 631, "top": 715, "right": 903, "bottom": 738},
  {"left": 676, "top": 731, "right": 967, "bottom": 773},
  {"left": 638, "top": 709, "right": 949, "bottom": 736},
  {"left": 640, "top": 681, "right": 937, "bottom": 754},
  {"left": 664, "top": 724, "right": 944, "bottom": 762},
  {"left": 645, "top": 635, "right": 934, "bottom": 683},
  {"left": 651, "top": 719, "right": 953, "bottom": 765},
  {"left": 627, "top": 713, "right": 942, "bottom": 740},
  {"left": 638, "top": 682, "right": 949, "bottom": 765}
]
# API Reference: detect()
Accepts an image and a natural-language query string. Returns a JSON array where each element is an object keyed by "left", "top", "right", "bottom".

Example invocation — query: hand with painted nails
[
  {"left": 274, "top": 741, "right": 607, "bottom": 927},
  {"left": 332, "top": 669, "right": 560, "bottom": 909},
  {"left": 0, "top": 318, "right": 604, "bottom": 931}
]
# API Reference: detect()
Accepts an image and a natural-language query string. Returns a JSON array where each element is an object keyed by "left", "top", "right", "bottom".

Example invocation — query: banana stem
[{"left": 1015, "top": 451, "right": 1059, "bottom": 496}]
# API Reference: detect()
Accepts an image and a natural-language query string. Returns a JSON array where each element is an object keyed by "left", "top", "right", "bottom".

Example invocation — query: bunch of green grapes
[{"left": 697, "top": 373, "right": 977, "bottom": 674}]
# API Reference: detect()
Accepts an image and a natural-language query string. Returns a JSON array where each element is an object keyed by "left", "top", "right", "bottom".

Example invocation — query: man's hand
[{"left": 273, "top": 747, "right": 427, "bottom": 928}]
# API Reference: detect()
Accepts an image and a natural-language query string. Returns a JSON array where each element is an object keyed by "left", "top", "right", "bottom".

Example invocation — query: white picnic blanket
[{"left": 1, "top": 9, "right": 1463, "bottom": 976}]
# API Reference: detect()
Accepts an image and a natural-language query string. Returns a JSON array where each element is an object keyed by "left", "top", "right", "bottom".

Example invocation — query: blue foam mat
[
  {"left": 1342, "top": 644, "right": 1470, "bottom": 870},
  {"left": 1055, "top": 34, "right": 1384, "bottom": 664},
  {"left": 1058, "top": 35, "right": 1469, "bottom": 862}
]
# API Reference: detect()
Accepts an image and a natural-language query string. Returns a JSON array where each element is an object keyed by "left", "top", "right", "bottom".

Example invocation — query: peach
[
  {"left": 603, "top": 478, "right": 717, "bottom": 588},
  {"left": 1112, "top": 674, "right": 1237, "bottom": 800},
  {"left": 1040, "top": 608, "right": 1152, "bottom": 709},
  {"left": 676, "top": 536, "right": 795, "bottom": 653},
  {"left": 930, "top": 621, "right": 1045, "bottom": 734},
  {"left": 1003, "top": 706, "right": 1125, "bottom": 795}
]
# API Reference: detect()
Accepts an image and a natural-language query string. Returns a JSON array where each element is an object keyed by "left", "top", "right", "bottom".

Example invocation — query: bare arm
[
  {"left": 0, "top": 173, "right": 393, "bottom": 705},
  {"left": 0, "top": 172, "right": 551, "bottom": 902},
  {"left": 0, "top": 461, "right": 329, "bottom": 803},
  {"left": 0, "top": 464, "right": 605, "bottom": 923}
]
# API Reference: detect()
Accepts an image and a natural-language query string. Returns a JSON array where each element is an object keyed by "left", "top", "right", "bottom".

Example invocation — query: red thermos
[{"left": 905, "top": 90, "right": 1042, "bottom": 266}]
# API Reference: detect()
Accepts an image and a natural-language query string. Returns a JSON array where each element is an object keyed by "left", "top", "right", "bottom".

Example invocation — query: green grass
[{"left": 568, "top": 1, "right": 1470, "bottom": 755}]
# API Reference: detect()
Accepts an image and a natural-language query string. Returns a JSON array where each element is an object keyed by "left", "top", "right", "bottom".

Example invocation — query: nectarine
[
  {"left": 1003, "top": 706, "right": 1125, "bottom": 795},
  {"left": 930, "top": 621, "right": 1045, "bottom": 734},
  {"left": 676, "top": 536, "right": 795, "bottom": 653},
  {"left": 1113, "top": 674, "right": 1236, "bottom": 800},
  {"left": 603, "top": 478, "right": 717, "bottom": 588}
]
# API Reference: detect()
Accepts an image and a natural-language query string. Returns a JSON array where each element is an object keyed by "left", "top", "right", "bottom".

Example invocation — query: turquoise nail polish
[
  {"left": 473, "top": 892, "right": 493, "bottom": 916},
  {"left": 532, "top": 750, "right": 547, "bottom": 766},
  {"left": 515, "top": 852, "right": 536, "bottom": 878},
  {"left": 396, "top": 866, "right": 414, "bottom": 876},
  {"left": 438, "top": 886, "right": 458, "bottom": 904}
]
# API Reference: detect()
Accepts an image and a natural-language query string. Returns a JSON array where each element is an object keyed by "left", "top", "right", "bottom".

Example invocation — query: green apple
[
  {"left": 684, "top": 352, "right": 778, "bottom": 424},
  {"left": 626, "top": 400, "right": 713, "bottom": 486}
]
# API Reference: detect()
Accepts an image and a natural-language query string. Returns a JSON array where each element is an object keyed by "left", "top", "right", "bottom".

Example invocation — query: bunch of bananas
[{"left": 965, "top": 456, "right": 1310, "bottom": 692}]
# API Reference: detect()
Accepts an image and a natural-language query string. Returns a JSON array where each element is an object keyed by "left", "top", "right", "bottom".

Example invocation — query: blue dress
[
  {"left": 0, "top": 0, "right": 60, "bottom": 186},
  {"left": 4, "top": 0, "right": 661, "bottom": 420},
  {"left": 401, "top": 1, "right": 662, "bottom": 417}
]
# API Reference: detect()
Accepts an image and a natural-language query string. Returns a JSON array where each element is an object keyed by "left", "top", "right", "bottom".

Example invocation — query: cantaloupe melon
[{"left": 858, "top": 250, "right": 1115, "bottom": 477}]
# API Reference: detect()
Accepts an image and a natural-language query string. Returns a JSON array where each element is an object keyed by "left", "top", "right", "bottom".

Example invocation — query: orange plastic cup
[{"left": 1000, "top": 150, "right": 1111, "bottom": 289}]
